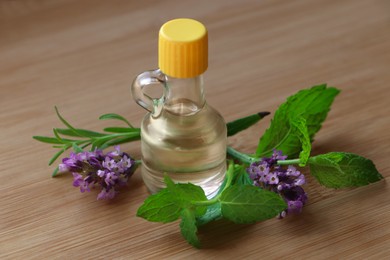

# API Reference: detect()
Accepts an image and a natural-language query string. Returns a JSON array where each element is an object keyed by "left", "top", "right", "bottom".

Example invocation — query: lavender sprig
[
  {"left": 60, "top": 146, "right": 138, "bottom": 200},
  {"left": 33, "top": 107, "right": 269, "bottom": 174},
  {"left": 32, "top": 107, "right": 141, "bottom": 176}
]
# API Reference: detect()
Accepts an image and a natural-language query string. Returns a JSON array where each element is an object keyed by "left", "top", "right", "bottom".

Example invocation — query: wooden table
[{"left": 1, "top": 0, "right": 389, "bottom": 258}]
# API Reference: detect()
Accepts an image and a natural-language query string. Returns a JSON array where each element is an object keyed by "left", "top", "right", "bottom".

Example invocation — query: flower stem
[
  {"left": 226, "top": 146, "right": 257, "bottom": 164},
  {"left": 191, "top": 161, "right": 235, "bottom": 206},
  {"left": 277, "top": 159, "right": 301, "bottom": 165}
]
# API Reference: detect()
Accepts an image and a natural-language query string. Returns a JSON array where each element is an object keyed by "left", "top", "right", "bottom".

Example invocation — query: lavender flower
[
  {"left": 247, "top": 150, "right": 308, "bottom": 218},
  {"left": 59, "top": 146, "right": 137, "bottom": 200}
]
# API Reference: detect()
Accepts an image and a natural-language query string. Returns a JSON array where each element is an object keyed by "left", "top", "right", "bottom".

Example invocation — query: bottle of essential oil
[{"left": 131, "top": 18, "right": 226, "bottom": 197}]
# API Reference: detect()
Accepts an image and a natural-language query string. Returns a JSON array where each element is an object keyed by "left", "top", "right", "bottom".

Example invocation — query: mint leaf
[
  {"left": 231, "top": 164, "right": 253, "bottom": 186},
  {"left": 136, "top": 189, "right": 181, "bottom": 223},
  {"left": 164, "top": 176, "right": 208, "bottom": 216},
  {"left": 220, "top": 185, "right": 287, "bottom": 224},
  {"left": 257, "top": 84, "right": 340, "bottom": 157},
  {"left": 308, "top": 152, "right": 383, "bottom": 188},
  {"left": 180, "top": 208, "right": 200, "bottom": 248},
  {"left": 195, "top": 177, "right": 228, "bottom": 227},
  {"left": 227, "top": 112, "right": 270, "bottom": 136},
  {"left": 196, "top": 202, "right": 222, "bottom": 227},
  {"left": 290, "top": 117, "right": 311, "bottom": 166}
]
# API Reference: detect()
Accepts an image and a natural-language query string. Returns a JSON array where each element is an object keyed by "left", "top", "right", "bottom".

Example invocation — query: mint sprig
[{"left": 136, "top": 163, "right": 286, "bottom": 247}]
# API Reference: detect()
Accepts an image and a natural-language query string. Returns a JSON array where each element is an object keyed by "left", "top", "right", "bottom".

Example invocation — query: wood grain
[{"left": 1, "top": 0, "right": 389, "bottom": 258}]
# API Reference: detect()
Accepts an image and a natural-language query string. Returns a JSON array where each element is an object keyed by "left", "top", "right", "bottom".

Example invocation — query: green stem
[
  {"left": 276, "top": 159, "right": 301, "bottom": 165},
  {"left": 227, "top": 146, "right": 303, "bottom": 166},
  {"left": 227, "top": 146, "right": 257, "bottom": 164},
  {"left": 191, "top": 161, "right": 235, "bottom": 206}
]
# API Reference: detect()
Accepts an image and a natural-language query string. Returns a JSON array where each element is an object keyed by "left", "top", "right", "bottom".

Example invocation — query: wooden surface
[{"left": 1, "top": 0, "right": 389, "bottom": 258}]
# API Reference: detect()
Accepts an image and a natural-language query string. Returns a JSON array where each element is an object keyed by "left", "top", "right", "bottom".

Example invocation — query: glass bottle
[{"left": 131, "top": 18, "right": 226, "bottom": 197}]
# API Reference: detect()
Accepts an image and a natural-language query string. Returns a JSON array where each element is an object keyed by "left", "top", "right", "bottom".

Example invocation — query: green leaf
[
  {"left": 164, "top": 175, "right": 208, "bottom": 217},
  {"left": 307, "top": 152, "right": 383, "bottom": 188},
  {"left": 33, "top": 136, "right": 72, "bottom": 144},
  {"left": 55, "top": 106, "right": 86, "bottom": 137},
  {"left": 136, "top": 189, "right": 181, "bottom": 223},
  {"left": 227, "top": 112, "right": 270, "bottom": 137},
  {"left": 231, "top": 164, "right": 253, "bottom": 186},
  {"left": 256, "top": 84, "right": 340, "bottom": 157},
  {"left": 72, "top": 143, "right": 83, "bottom": 153},
  {"left": 99, "top": 113, "right": 134, "bottom": 128},
  {"left": 99, "top": 135, "right": 141, "bottom": 150},
  {"left": 220, "top": 185, "right": 287, "bottom": 224},
  {"left": 103, "top": 127, "right": 140, "bottom": 133},
  {"left": 48, "top": 149, "right": 66, "bottom": 166},
  {"left": 81, "top": 142, "right": 92, "bottom": 149},
  {"left": 52, "top": 167, "right": 60, "bottom": 177},
  {"left": 290, "top": 117, "right": 311, "bottom": 166},
  {"left": 195, "top": 178, "right": 227, "bottom": 227},
  {"left": 53, "top": 128, "right": 64, "bottom": 143},
  {"left": 196, "top": 202, "right": 222, "bottom": 227},
  {"left": 180, "top": 208, "right": 201, "bottom": 248},
  {"left": 56, "top": 128, "right": 107, "bottom": 138},
  {"left": 91, "top": 138, "right": 106, "bottom": 150}
]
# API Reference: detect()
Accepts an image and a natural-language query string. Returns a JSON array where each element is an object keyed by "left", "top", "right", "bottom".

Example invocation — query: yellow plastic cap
[{"left": 159, "top": 18, "right": 208, "bottom": 78}]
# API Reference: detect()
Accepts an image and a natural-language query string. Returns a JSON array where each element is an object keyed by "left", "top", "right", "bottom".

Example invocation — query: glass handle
[{"left": 131, "top": 69, "right": 167, "bottom": 117}]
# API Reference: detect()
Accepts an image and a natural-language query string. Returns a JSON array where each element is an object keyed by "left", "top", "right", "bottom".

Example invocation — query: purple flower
[
  {"left": 287, "top": 200, "right": 303, "bottom": 214},
  {"left": 246, "top": 150, "right": 308, "bottom": 218},
  {"left": 60, "top": 146, "right": 137, "bottom": 200},
  {"left": 59, "top": 157, "right": 81, "bottom": 172},
  {"left": 105, "top": 172, "right": 118, "bottom": 186},
  {"left": 286, "top": 165, "right": 300, "bottom": 177},
  {"left": 59, "top": 163, "right": 69, "bottom": 173},
  {"left": 97, "top": 188, "right": 116, "bottom": 200},
  {"left": 271, "top": 150, "right": 288, "bottom": 161},
  {"left": 294, "top": 174, "right": 305, "bottom": 186},
  {"left": 119, "top": 155, "right": 133, "bottom": 172},
  {"left": 72, "top": 172, "right": 84, "bottom": 187},
  {"left": 72, "top": 172, "right": 92, "bottom": 192},
  {"left": 97, "top": 170, "right": 106, "bottom": 178},
  {"left": 103, "top": 157, "right": 117, "bottom": 171},
  {"left": 76, "top": 151, "right": 88, "bottom": 161},
  {"left": 248, "top": 161, "right": 269, "bottom": 183},
  {"left": 106, "top": 145, "right": 121, "bottom": 158},
  {"left": 282, "top": 186, "right": 308, "bottom": 214},
  {"left": 266, "top": 172, "right": 279, "bottom": 185}
]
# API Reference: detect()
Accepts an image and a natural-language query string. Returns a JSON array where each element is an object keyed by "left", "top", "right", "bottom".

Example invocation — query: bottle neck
[{"left": 163, "top": 74, "right": 205, "bottom": 115}]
